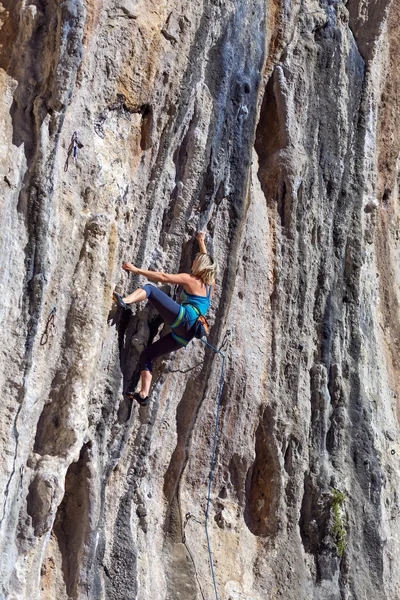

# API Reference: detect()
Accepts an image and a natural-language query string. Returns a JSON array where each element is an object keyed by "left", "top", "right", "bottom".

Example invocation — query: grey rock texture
[{"left": 0, "top": 0, "right": 400, "bottom": 598}]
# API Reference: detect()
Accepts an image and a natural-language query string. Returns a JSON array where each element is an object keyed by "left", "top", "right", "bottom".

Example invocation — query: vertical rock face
[{"left": 0, "top": 0, "right": 400, "bottom": 598}]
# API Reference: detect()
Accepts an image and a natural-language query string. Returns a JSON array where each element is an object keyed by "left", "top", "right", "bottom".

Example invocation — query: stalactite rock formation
[{"left": 1, "top": 0, "right": 400, "bottom": 598}]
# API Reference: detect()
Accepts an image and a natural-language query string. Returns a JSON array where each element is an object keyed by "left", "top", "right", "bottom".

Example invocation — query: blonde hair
[{"left": 192, "top": 253, "right": 218, "bottom": 285}]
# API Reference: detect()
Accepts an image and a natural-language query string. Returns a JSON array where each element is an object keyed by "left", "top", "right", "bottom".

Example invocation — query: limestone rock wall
[{"left": 0, "top": 0, "right": 400, "bottom": 599}]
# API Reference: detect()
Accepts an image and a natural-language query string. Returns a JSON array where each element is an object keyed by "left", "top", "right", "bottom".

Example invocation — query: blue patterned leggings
[{"left": 139, "top": 284, "right": 195, "bottom": 372}]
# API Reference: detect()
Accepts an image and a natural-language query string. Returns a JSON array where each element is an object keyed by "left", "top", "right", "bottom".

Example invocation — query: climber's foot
[
  {"left": 113, "top": 292, "right": 128, "bottom": 310},
  {"left": 127, "top": 391, "right": 149, "bottom": 407}
]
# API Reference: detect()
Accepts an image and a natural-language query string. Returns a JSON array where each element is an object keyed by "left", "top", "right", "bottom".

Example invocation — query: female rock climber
[{"left": 113, "top": 233, "right": 217, "bottom": 406}]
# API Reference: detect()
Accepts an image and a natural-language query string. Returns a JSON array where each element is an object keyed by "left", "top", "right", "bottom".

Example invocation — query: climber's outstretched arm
[
  {"left": 122, "top": 262, "right": 192, "bottom": 285},
  {"left": 196, "top": 232, "right": 207, "bottom": 254}
]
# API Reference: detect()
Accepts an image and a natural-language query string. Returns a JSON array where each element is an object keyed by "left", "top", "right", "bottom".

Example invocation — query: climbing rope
[
  {"left": 148, "top": 335, "right": 226, "bottom": 599},
  {"left": 150, "top": 356, "right": 205, "bottom": 443},
  {"left": 183, "top": 512, "right": 207, "bottom": 600},
  {"left": 200, "top": 338, "right": 225, "bottom": 600}
]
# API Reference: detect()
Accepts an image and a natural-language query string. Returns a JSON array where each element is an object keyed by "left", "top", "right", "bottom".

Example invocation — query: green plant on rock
[{"left": 330, "top": 489, "right": 346, "bottom": 558}]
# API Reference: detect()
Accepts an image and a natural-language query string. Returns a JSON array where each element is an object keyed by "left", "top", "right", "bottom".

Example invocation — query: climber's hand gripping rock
[{"left": 122, "top": 262, "right": 138, "bottom": 273}]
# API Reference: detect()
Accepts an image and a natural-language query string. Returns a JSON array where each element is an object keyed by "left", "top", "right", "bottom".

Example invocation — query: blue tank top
[{"left": 180, "top": 284, "right": 211, "bottom": 323}]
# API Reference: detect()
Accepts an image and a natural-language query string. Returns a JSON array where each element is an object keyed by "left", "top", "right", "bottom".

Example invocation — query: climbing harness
[
  {"left": 189, "top": 304, "right": 210, "bottom": 338},
  {"left": 195, "top": 314, "right": 210, "bottom": 338},
  {"left": 172, "top": 303, "right": 210, "bottom": 340},
  {"left": 200, "top": 338, "right": 225, "bottom": 600},
  {"left": 170, "top": 284, "right": 211, "bottom": 344},
  {"left": 64, "top": 131, "right": 83, "bottom": 172},
  {"left": 40, "top": 306, "right": 57, "bottom": 346}
]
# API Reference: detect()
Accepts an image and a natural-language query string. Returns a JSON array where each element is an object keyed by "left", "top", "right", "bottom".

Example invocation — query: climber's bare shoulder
[
  {"left": 161, "top": 272, "right": 193, "bottom": 285},
  {"left": 183, "top": 275, "right": 215, "bottom": 296}
]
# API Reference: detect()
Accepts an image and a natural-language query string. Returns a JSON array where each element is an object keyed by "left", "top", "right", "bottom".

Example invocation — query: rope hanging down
[{"left": 200, "top": 338, "right": 225, "bottom": 600}]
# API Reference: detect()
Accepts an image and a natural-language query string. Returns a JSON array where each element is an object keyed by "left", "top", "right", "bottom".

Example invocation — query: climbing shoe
[
  {"left": 113, "top": 292, "right": 128, "bottom": 310},
  {"left": 128, "top": 391, "right": 149, "bottom": 407}
]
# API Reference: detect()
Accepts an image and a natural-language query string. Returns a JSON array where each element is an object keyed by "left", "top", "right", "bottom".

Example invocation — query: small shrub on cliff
[{"left": 330, "top": 489, "right": 346, "bottom": 558}]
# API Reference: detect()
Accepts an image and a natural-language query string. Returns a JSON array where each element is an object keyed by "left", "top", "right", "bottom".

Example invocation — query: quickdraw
[
  {"left": 64, "top": 131, "right": 83, "bottom": 172},
  {"left": 40, "top": 306, "right": 57, "bottom": 346}
]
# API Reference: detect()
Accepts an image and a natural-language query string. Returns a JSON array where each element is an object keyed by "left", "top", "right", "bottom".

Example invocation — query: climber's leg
[
  {"left": 116, "top": 284, "right": 181, "bottom": 325},
  {"left": 139, "top": 369, "right": 152, "bottom": 399},
  {"left": 138, "top": 284, "right": 182, "bottom": 326},
  {"left": 136, "top": 333, "right": 182, "bottom": 398},
  {"left": 140, "top": 332, "right": 183, "bottom": 375},
  {"left": 122, "top": 288, "right": 147, "bottom": 304}
]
